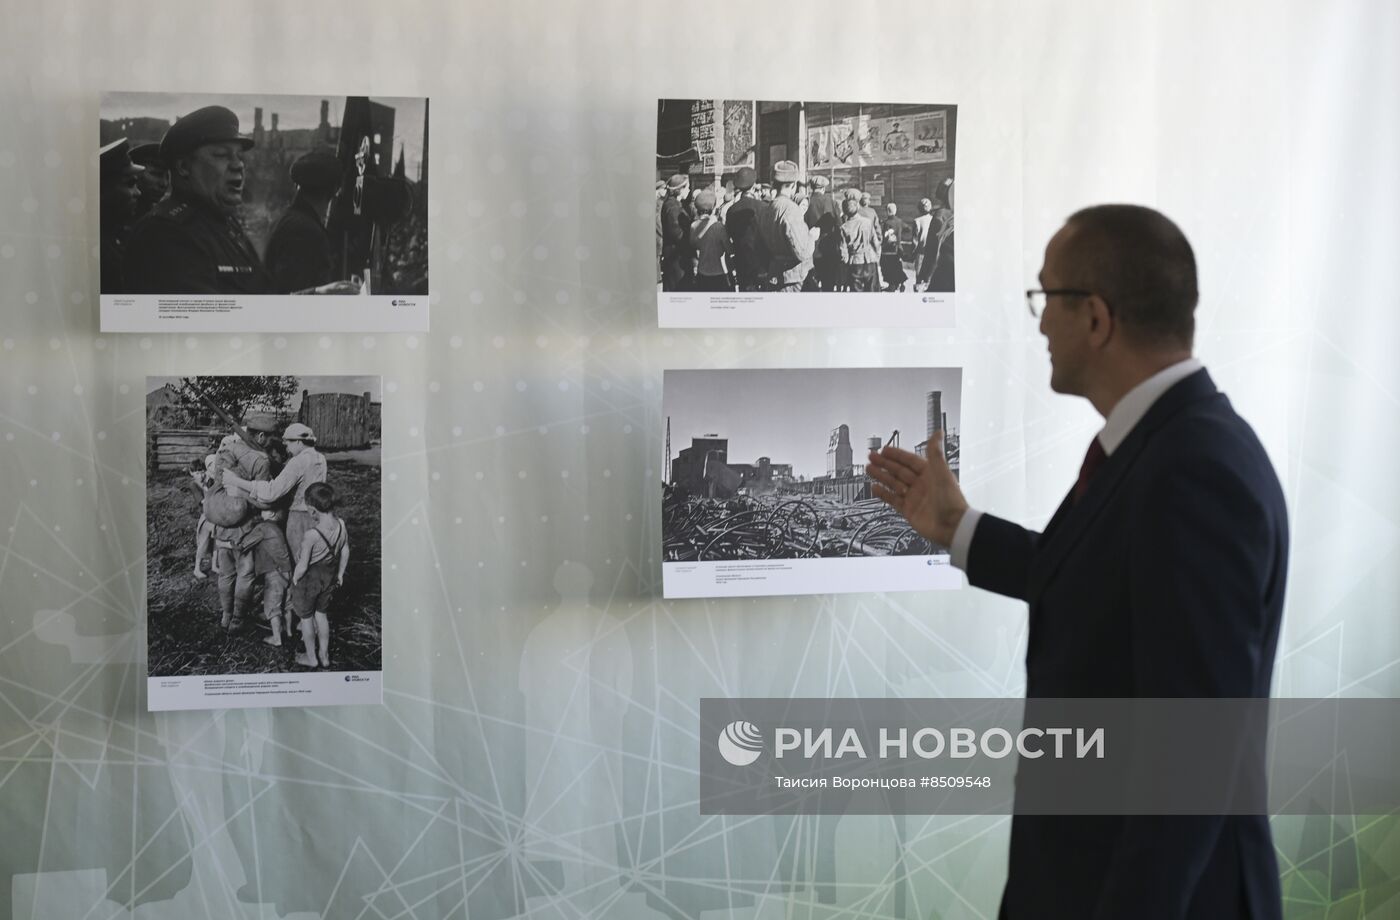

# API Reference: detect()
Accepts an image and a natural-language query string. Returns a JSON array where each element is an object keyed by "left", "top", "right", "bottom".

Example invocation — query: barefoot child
[
  {"left": 241, "top": 510, "right": 293, "bottom": 647},
  {"left": 289, "top": 482, "right": 349, "bottom": 668},
  {"left": 189, "top": 455, "right": 217, "bottom": 580}
]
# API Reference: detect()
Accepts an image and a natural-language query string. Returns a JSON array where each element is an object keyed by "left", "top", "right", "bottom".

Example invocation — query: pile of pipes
[{"left": 663, "top": 490, "right": 935, "bottom": 561}]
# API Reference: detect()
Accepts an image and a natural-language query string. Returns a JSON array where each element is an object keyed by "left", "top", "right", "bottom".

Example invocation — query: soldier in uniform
[
  {"left": 264, "top": 150, "right": 342, "bottom": 293},
  {"left": 129, "top": 142, "right": 169, "bottom": 218},
  {"left": 213, "top": 416, "right": 278, "bottom": 633},
  {"left": 123, "top": 105, "right": 277, "bottom": 295},
  {"left": 99, "top": 139, "right": 145, "bottom": 293}
]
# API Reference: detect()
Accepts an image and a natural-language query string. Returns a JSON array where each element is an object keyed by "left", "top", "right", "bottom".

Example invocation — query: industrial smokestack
[{"left": 926, "top": 391, "right": 942, "bottom": 443}]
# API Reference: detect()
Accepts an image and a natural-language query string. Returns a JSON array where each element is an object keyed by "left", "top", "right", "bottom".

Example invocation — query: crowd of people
[
  {"left": 656, "top": 161, "right": 954, "bottom": 294},
  {"left": 190, "top": 418, "right": 350, "bottom": 669}
]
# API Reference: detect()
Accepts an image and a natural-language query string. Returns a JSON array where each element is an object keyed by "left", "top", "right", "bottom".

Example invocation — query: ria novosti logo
[{"left": 717, "top": 720, "right": 764, "bottom": 766}]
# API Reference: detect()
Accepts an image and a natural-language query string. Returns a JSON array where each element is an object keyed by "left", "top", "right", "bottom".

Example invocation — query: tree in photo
[{"left": 175, "top": 375, "right": 301, "bottom": 426}]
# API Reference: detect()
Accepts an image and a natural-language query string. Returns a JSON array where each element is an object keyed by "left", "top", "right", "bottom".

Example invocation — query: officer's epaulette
[{"left": 151, "top": 200, "right": 196, "bottom": 224}]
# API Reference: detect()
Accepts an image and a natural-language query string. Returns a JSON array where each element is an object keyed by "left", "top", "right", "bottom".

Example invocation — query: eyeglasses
[{"left": 1025, "top": 288, "right": 1095, "bottom": 318}]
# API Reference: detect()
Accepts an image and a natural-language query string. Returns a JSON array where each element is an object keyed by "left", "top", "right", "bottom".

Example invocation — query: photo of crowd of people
[
  {"left": 145, "top": 375, "right": 382, "bottom": 706},
  {"left": 656, "top": 100, "right": 956, "bottom": 296},
  {"left": 100, "top": 92, "right": 428, "bottom": 299}
]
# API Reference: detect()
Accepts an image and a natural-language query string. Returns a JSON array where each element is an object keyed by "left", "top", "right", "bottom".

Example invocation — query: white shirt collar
[{"left": 1097, "top": 357, "right": 1204, "bottom": 455}]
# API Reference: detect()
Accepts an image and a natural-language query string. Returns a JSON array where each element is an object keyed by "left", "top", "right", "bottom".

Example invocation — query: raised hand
[{"left": 865, "top": 433, "right": 968, "bottom": 546}]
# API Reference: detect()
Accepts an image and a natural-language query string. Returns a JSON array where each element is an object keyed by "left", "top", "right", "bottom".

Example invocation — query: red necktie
[{"left": 1073, "top": 437, "right": 1107, "bottom": 504}]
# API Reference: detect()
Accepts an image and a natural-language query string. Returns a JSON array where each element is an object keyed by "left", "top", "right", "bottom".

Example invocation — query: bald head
[{"left": 1060, "top": 204, "right": 1198, "bottom": 349}]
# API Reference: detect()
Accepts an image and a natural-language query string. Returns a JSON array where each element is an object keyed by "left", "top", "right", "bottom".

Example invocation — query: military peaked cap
[{"left": 159, "top": 105, "right": 254, "bottom": 162}]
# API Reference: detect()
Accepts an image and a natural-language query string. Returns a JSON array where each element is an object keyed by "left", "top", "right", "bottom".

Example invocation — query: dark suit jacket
[{"left": 968, "top": 370, "right": 1288, "bottom": 920}]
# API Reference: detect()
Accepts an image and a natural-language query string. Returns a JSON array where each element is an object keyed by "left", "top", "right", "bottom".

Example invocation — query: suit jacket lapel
[{"left": 1026, "top": 369, "right": 1220, "bottom": 600}]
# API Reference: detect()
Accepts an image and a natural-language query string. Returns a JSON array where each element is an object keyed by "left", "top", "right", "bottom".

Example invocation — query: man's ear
[{"left": 1087, "top": 295, "right": 1115, "bottom": 346}]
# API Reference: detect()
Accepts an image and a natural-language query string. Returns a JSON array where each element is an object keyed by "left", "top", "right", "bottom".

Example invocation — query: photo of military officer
[
  {"left": 122, "top": 105, "right": 279, "bottom": 295},
  {"left": 100, "top": 91, "right": 429, "bottom": 305}
]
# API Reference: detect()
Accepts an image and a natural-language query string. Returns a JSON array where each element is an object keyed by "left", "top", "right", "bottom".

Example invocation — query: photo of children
[{"left": 144, "top": 374, "right": 382, "bottom": 711}]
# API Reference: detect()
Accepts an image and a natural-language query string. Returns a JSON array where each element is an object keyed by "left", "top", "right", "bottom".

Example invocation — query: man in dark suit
[{"left": 867, "top": 204, "right": 1288, "bottom": 920}]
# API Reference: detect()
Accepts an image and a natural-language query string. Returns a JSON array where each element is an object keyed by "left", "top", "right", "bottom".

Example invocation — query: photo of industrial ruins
[{"left": 662, "top": 368, "right": 961, "bottom": 565}]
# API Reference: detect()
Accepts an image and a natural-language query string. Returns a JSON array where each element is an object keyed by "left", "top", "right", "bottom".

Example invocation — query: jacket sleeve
[
  {"left": 964, "top": 513, "right": 1039, "bottom": 601},
  {"left": 1091, "top": 452, "right": 1279, "bottom": 919},
  {"left": 243, "top": 454, "right": 303, "bottom": 504}
]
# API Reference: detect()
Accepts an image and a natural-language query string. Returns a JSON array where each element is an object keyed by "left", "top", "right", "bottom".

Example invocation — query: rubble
[{"left": 663, "top": 488, "right": 935, "bottom": 561}]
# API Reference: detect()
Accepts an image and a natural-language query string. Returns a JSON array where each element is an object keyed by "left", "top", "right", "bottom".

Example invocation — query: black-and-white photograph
[
  {"left": 662, "top": 367, "right": 962, "bottom": 598},
  {"left": 100, "top": 92, "right": 428, "bottom": 332},
  {"left": 145, "top": 375, "right": 383, "bottom": 710},
  {"left": 656, "top": 100, "right": 957, "bottom": 328}
]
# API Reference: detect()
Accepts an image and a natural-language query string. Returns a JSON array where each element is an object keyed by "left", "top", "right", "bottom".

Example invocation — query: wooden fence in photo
[
  {"left": 148, "top": 390, "right": 380, "bottom": 469},
  {"left": 150, "top": 428, "right": 222, "bottom": 472},
  {"left": 297, "top": 390, "right": 379, "bottom": 451}
]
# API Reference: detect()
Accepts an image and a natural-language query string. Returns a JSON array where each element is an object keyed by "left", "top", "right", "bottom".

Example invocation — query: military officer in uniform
[
  {"left": 129, "top": 142, "right": 169, "bottom": 218},
  {"left": 98, "top": 138, "right": 145, "bottom": 293},
  {"left": 264, "top": 150, "right": 342, "bottom": 293},
  {"left": 122, "top": 105, "right": 277, "bottom": 295}
]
